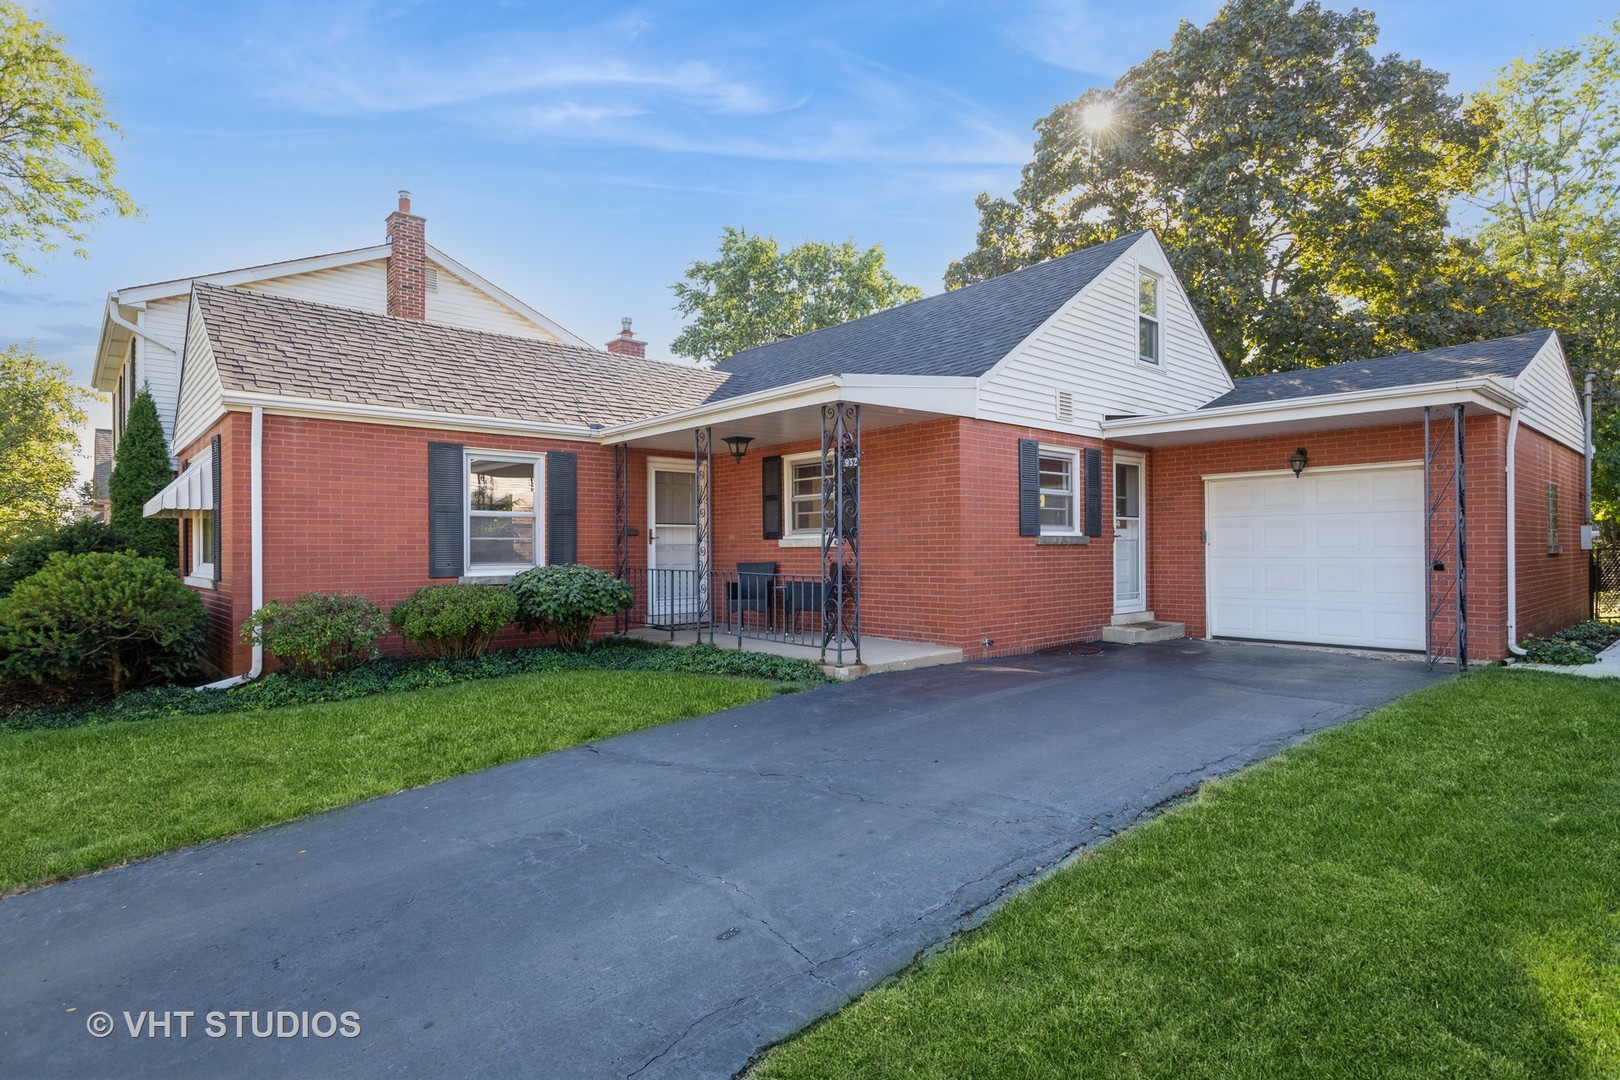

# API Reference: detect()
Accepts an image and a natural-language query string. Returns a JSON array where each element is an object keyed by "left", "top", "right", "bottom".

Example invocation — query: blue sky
[{"left": 7, "top": 1, "right": 1616, "bottom": 476}]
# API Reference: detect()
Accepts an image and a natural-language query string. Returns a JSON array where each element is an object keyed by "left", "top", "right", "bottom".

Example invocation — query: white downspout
[
  {"left": 201, "top": 406, "right": 265, "bottom": 689},
  {"left": 1506, "top": 409, "right": 1528, "bottom": 657},
  {"left": 105, "top": 296, "right": 178, "bottom": 356}
]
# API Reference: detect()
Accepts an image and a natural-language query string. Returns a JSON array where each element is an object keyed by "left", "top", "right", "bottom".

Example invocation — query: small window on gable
[
  {"left": 1138, "top": 270, "right": 1161, "bottom": 365},
  {"left": 1039, "top": 448, "right": 1079, "bottom": 534},
  {"left": 1547, "top": 483, "right": 1561, "bottom": 554}
]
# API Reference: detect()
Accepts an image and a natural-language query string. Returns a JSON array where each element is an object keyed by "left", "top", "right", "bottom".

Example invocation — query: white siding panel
[
  {"left": 977, "top": 234, "right": 1233, "bottom": 435},
  {"left": 238, "top": 260, "right": 388, "bottom": 313},
  {"left": 173, "top": 295, "right": 225, "bottom": 451},
  {"left": 1509, "top": 335, "right": 1585, "bottom": 452},
  {"left": 134, "top": 298, "right": 189, "bottom": 444},
  {"left": 426, "top": 262, "right": 559, "bottom": 341}
]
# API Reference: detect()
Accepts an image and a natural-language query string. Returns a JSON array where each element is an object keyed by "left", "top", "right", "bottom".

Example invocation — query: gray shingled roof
[
  {"left": 1203, "top": 331, "right": 1555, "bottom": 410},
  {"left": 192, "top": 283, "right": 725, "bottom": 428},
  {"left": 705, "top": 232, "right": 1149, "bottom": 401}
]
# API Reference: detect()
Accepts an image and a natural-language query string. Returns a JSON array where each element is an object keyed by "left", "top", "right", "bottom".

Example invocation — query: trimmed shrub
[
  {"left": 107, "top": 389, "right": 178, "bottom": 566},
  {"left": 243, "top": 592, "right": 387, "bottom": 678},
  {"left": 390, "top": 584, "right": 516, "bottom": 658},
  {"left": 0, "top": 518, "right": 141, "bottom": 597},
  {"left": 0, "top": 551, "right": 206, "bottom": 695},
  {"left": 509, "top": 565, "right": 634, "bottom": 651}
]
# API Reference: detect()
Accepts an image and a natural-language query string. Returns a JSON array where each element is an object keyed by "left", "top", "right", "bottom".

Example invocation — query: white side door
[
  {"left": 1113, "top": 458, "right": 1145, "bottom": 614},
  {"left": 647, "top": 464, "right": 700, "bottom": 623}
]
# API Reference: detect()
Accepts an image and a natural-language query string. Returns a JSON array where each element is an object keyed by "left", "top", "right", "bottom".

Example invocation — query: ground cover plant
[
  {"left": 1, "top": 639, "right": 829, "bottom": 733},
  {"left": 1520, "top": 620, "right": 1620, "bottom": 665},
  {"left": 754, "top": 670, "right": 1620, "bottom": 1079},
  {"left": 0, "top": 668, "right": 784, "bottom": 892}
]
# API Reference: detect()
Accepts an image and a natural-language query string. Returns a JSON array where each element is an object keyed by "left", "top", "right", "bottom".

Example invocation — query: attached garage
[{"left": 1205, "top": 465, "right": 1426, "bottom": 650}]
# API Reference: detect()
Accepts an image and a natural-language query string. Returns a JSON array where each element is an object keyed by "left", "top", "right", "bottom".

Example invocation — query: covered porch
[{"left": 600, "top": 376, "right": 978, "bottom": 670}]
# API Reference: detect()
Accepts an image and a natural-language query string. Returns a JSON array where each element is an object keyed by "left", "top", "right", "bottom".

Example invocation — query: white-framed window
[
  {"left": 1039, "top": 447, "right": 1080, "bottom": 534},
  {"left": 183, "top": 512, "right": 215, "bottom": 587},
  {"left": 1138, "top": 270, "right": 1161, "bottom": 365},
  {"left": 466, "top": 452, "right": 544, "bottom": 575},
  {"left": 784, "top": 451, "right": 824, "bottom": 538}
]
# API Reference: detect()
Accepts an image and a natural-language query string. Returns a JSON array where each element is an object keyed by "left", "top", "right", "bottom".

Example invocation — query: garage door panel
[{"left": 1208, "top": 467, "right": 1423, "bottom": 650}]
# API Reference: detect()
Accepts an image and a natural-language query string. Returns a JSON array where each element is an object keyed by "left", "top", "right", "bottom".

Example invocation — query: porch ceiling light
[
  {"left": 723, "top": 435, "right": 755, "bottom": 463},
  {"left": 1289, "top": 447, "right": 1309, "bottom": 477}
]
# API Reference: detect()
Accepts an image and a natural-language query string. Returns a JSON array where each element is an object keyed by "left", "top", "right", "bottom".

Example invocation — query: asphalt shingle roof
[
  {"left": 192, "top": 283, "right": 726, "bottom": 429},
  {"left": 1202, "top": 331, "right": 1556, "bottom": 410},
  {"left": 705, "top": 232, "right": 1149, "bottom": 401}
]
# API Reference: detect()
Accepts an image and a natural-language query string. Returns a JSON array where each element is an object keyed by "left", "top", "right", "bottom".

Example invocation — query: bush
[
  {"left": 107, "top": 389, "right": 178, "bottom": 567},
  {"left": 0, "top": 551, "right": 206, "bottom": 695},
  {"left": 1519, "top": 637, "right": 1597, "bottom": 665},
  {"left": 0, "top": 518, "right": 142, "bottom": 597},
  {"left": 243, "top": 592, "right": 387, "bottom": 678},
  {"left": 390, "top": 584, "right": 516, "bottom": 658},
  {"left": 509, "top": 565, "right": 633, "bottom": 651}
]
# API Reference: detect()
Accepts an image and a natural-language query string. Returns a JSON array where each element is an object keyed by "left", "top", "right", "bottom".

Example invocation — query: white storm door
[
  {"left": 648, "top": 464, "right": 700, "bottom": 623},
  {"left": 1205, "top": 466, "right": 1425, "bottom": 649},
  {"left": 1113, "top": 459, "right": 1145, "bottom": 614}
]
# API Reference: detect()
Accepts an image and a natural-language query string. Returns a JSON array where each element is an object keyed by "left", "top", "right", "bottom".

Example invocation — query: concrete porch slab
[{"left": 622, "top": 627, "right": 963, "bottom": 678}]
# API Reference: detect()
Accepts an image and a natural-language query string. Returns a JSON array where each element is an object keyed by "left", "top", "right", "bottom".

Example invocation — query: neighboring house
[
  {"left": 135, "top": 223, "right": 1591, "bottom": 677},
  {"left": 89, "top": 428, "right": 113, "bottom": 521}
]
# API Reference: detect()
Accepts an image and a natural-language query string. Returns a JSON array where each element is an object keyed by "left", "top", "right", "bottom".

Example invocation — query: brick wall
[{"left": 1137, "top": 413, "right": 1577, "bottom": 662}]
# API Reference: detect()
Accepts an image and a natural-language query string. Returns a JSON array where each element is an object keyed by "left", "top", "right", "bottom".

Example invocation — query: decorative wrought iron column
[
  {"left": 820, "top": 402, "right": 861, "bottom": 665},
  {"left": 613, "top": 443, "right": 628, "bottom": 632},
  {"left": 695, "top": 426, "right": 713, "bottom": 640},
  {"left": 1424, "top": 404, "right": 1467, "bottom": 670}
]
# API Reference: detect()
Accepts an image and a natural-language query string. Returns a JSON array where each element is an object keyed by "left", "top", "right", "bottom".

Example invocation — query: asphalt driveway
[{"left": 1, "top": 641, "right": 1441, "bottom": 1079}]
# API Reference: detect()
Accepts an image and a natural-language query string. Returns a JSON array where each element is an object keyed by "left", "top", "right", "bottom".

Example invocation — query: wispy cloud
[{"left": 1009, "top": 0, "right": 1220, "bottom": 78}]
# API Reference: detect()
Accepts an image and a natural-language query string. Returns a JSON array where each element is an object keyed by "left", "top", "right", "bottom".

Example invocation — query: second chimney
[
  {"left": 606, "top": 317, "right": 646, "bottom": 359},
  {"left": 386, "top": 190, "right": 426, "bottom": 320}
]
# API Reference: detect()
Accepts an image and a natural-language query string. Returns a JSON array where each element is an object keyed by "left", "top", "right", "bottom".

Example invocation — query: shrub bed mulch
[{"left": 1, "top": 639, "right": 831, "bottom": 734}]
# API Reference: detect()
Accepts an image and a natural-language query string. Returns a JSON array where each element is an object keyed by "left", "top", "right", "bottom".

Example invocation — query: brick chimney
[
  {"left": 385, "top": 190, "right": 425, "bottom": 320},
  {"left": 605, "top": 317, "right": 646, "bottom": 359}
]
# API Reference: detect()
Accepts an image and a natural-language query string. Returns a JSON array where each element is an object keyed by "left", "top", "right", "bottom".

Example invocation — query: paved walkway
[{"left": 0, "top": 641, "right": 1442, "bottom": 1079}]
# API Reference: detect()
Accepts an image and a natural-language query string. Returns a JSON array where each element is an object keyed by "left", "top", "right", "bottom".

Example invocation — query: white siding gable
[
  {"left": 237, "top": 260, "right": 389, "bottom": 314},
  {"left": 426, "top": 261, "right": 559, "bottom": 341},
  {"left": 1508, "top": 333, "right": 1585, "bottom": 452},
  {"left": 173, "top": 295, "right": 224, "bottom": 451},
  {"left": 134, "top": 297, "right": 188, "bottom": 444},
  {"left": 976, "top": 234, "right": 1233, "bottom": 436}
]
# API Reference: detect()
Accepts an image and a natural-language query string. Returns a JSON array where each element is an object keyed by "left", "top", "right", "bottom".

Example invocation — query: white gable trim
[
  {"left": 116, "top": 245, "right": 395, "bottom": 305},
  {"left": 425, "top": 245, "right": 589, "bottom": 348}
]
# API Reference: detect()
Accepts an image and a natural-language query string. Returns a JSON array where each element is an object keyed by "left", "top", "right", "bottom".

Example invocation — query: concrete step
[
  {"left": 1100, "top": 620, "right": 1186, "bottom": 645},
  {"left": 1110, "top": 610, "right": 1157, "bottom": 626}
]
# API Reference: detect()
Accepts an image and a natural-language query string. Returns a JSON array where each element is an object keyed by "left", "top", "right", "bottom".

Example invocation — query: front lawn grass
[
  {"left": 0, "top": 669, "right": 776, "bottom": 893},
  {"left": 755, "top": 670, "right": 1620, "bottom": 1080}
]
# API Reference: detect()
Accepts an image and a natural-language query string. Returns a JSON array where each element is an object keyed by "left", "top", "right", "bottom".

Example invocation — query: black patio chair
[{"left": 728, "top": 562, "right": 777, "bottom": 627}]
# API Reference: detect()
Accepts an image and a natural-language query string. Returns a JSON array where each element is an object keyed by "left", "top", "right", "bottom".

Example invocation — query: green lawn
[
  {"left": 755, "top": 670, "right": 1620, "bottom": 1080},
  {"left": 0, "top": 669, "right": 776, "bottom": 893}
]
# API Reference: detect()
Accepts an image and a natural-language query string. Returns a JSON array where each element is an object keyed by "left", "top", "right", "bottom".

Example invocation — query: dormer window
[{"left": 1138, "top": 271, "right": 1161, "bottom": 364}]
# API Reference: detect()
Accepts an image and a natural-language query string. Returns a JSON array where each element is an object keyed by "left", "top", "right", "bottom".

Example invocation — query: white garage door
[{"left": 1206, "top": 466, "right": 1425, "bottom": 650}]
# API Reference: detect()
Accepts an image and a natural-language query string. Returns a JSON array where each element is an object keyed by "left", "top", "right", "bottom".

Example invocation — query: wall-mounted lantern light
[
  {"left": 1289, "top": 447, "right": 1309, "bottom": 478},
  {"left": 723, "top": 435, "right": 755, "bottom": 463}
]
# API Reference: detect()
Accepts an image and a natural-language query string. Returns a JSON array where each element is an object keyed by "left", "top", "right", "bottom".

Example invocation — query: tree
[
  {"left": 0, "top": 344, "right": 91, "bottom": 555},
  {"left": 947, "top": 0, "right": 1515, "bottom": 374},
  {"left": 1465, "top": 21, "right": 1620, "bottom": 536},
  {"left": 107, "top": 388, "right": 175, "bottom": 565},
  {"left": 0, "top": 1, "right": 138, "bottom": 273},
  {"left": 671, "top": 227, "right": 924, "bottom": 364}
]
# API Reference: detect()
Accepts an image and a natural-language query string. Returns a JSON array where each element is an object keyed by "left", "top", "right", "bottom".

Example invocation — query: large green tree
[
  {"left": 1466, "top": 21, "right": 1620, "bottom": 532},
  {"left": 0, "top": 344, "right": 92, "bottom": 554},
  {"left": 671, "top": 227, "right": 924, "bottom": 364},
  {"left": 0, "top": 1, "right": 138, "bottom": 273},
  {"left": 948, "top": 0, "right": 1518, "bottom": 374},
  {"left": 107, "top": 389, "right": 175, "bottom": 565}
]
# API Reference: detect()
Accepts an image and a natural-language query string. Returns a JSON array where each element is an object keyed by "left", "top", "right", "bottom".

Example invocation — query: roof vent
[{"left": 1055, "top": 390, "right": 1074, "bottom": 421}]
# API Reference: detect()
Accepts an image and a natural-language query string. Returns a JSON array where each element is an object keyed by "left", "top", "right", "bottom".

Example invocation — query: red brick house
[{"left": 132, "top": 202, "right": 1592, "bottom": 678}]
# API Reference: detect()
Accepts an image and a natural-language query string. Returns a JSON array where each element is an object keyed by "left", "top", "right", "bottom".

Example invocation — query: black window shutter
[
  {"left": 1017, "top": 439, "right": 1041, "bottom": 537},
  {"left": 547, "top": 451, "right": 578, "bottom": 565},
  {"left": 762, "top": 455, "right": 783, "bottom": 540},
  {"left": 210, "top": 434, "right": 222, "bottom": 582},
  {"left": 427, "top": 442, "right": 465, "bottom": 577},
  {"left": 1084, "top": 448, "right": 1103, "bottom": 538}
]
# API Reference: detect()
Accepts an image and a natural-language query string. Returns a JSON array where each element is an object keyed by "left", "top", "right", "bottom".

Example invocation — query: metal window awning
[{"left": 143, "top": 448, "right": 212, "bottom": 518}]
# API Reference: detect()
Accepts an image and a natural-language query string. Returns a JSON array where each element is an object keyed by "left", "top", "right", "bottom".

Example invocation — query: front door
[
  {"left": 1113, "top": 458, "right": 1145, "bottom": 614},
  {"left": 647, "top": 463, "right": 700, "bottom": 623}
]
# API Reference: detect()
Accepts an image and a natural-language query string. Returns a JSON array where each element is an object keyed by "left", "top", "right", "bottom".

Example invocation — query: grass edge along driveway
[
  {"left": 0, "top": 669, "right": 779, "bottom": 894},
  {"left": 753, "top": 669, "right": 1620, "bottom": 1080}
]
